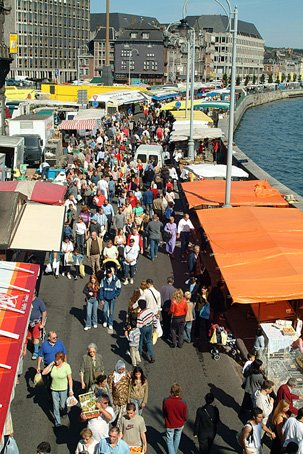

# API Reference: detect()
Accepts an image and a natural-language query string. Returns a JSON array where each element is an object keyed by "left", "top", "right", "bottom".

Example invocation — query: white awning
[
  {"left": 185, "top": 164, "right": 249, "bottom": 179},
  {"left": 170, "top": 127, "right": 223, "bottom": 142},
  {"left": 10, "top": 204, "right": 65, "bottom": 251}
]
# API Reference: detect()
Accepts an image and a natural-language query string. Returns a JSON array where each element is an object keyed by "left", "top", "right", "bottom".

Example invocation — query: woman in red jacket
[{"left": 170, "top": 289, "right": 188, "bottom": 349}]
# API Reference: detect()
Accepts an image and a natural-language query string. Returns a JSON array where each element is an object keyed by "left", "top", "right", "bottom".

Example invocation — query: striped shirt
[
  {"left": 137, "top": 308, "right": 157, "bottom": 329},
  {"left": 128, "top": 327, "right": 141, "bottom": 347}
]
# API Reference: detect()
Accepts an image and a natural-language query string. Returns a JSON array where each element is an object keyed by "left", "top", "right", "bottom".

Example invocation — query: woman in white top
[
  {"left": 75, "top": 428, "right": 98, "bottom": 454},
  {"left": 103, "top": 240, "right": 119, "bottom": 260},
  {"left": 123, "top": 239, "right": 139, "bottom": 285},
  {"left": 61, "top": 237, "right": 74, "bottom": 279}
]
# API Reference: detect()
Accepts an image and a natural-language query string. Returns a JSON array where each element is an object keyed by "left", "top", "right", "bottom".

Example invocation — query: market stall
[
  {"left": 0, "top": 181, "right": 66, "bottom": 205},
  {"left": 184, "top": 163, "right": 248, "bottom": 179}
]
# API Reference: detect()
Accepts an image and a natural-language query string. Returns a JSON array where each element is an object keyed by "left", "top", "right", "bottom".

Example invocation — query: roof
[
  {"left": 186, "top": 15, "right": 263, "bottom": 39},
  {"left": 58, "top": 119, "right": 98, "bottom": 131},
  {"left": 90, "top": 12, "right": 160, "bottom": 32},
  {"left": 116, "top": 29, "right": 163, "bottom": 42},
  {"left": 94, "top": 27, "right": 115, "bottom": 41},
  {"left": 0, "top": 136, "right": 24, "bottom": 147},
  {"left": 182, "top": 180, "right": 289, "bottom": 208},
  {"left": 0, "top": 261, "right": 39, "bottom": 439},
  {"left": 184, "top": 163, "right": 248, "bottom": 178},
  {"left": 197, "top": 207, "right": 303, "bottom": 304},
  {"left": 9, "top": 114, "right": 51, "bottom": 121},
  {"left": 0, "top": 193, "right": 19, "bottom": 248},
  {"left": 0, "top": 181, "right": 66, "bottom": 205}
]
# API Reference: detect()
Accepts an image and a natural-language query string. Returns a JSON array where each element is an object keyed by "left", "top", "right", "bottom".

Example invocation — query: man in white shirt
[
  {"left": 283, "top": 409, "right": 303, "bottom": 452},
  {"left": 143, "top": 279, "right": 161, "bottom": 315},
  {"left": 83, "top": 395, "right": 115, "bottom": 442},
  {"left": 97, "top": 176, "right": 109, "bottom": 199},
  {"left": 177, "top": 213, "right": 195, "bottom": 259}
]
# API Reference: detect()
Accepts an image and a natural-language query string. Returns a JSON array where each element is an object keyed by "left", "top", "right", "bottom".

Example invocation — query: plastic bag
[
  {"left": 66, "top": 396, "right": 78, "bottom": 407},
  {"left": 45, "top": 263, "right": 52, "bottom": 274},
  {"left": 3, "top": 437, "right": 19, "bottom": 454},
  {"left": 155, "top": 318, "right": 163, "bottom": 338},
  {"left": 79, "top": 263, "right": 85, "bottom": 278},
  {"left": 33, "top": 372, "right": 44, "bottom": 387}
]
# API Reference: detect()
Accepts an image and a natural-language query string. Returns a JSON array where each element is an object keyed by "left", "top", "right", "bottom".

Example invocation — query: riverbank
[{"left": 219, "top": 89, "right": 303, "bottom": 212}]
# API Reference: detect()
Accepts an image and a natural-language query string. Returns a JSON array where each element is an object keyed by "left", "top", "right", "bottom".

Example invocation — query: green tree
[
  {"left": 222, "top": 73, "right": 228, "bottom": 87},
  {"left": 236, "top": 75, "right": 241, "bottom": 86},
  {"left": 268, "top": 73, "right": 273, "bottom": 83},
  {"left": 252, "top": 75, "right": 257, "bottom": 84},
  {"left": 260, "top": 74, "right": 265, "bottom": 83}
]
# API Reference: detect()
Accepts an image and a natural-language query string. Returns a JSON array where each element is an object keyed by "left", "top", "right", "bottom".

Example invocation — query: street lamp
[{"left": 124, "top": 45, "right": 139, "bottom": 86}]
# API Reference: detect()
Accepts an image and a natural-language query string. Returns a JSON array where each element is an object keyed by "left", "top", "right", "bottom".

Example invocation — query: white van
[{"left": 134, "top": 144, "right": 164, "bottom": 168}]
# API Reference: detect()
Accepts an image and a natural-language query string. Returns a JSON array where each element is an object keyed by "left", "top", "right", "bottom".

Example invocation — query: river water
[{"left": 234, "top": 97, "right": 303, "bottom": 196}]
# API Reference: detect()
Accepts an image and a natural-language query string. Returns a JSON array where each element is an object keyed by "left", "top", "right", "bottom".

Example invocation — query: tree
[
  {"left": 222, "top": 73, "right": 228, "bottom": 87},
  {"left": 268, "top": 73, "right": 273, "bottom": 83},
  {"left": 252, "top": 75, "right": 257, "bottom": 85},
  {"left": 260, "top": 73, "right": 265, "bottom": 84},
  {"left": 236, "top": 75, "right": 241, "bottom": 86},
  {"left": 244, "top": 75, "right": 250, "bottom": 86}
]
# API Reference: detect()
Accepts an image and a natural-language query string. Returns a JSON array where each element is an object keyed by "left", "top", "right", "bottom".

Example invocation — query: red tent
[
  {"left": 0, "top": 261, "right": 39, "bottom": 439},
  {"left": 0, "top": 181, "right": 66, "bottom": 205}
]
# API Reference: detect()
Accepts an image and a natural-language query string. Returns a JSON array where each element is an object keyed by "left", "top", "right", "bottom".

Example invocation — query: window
[
  {"left": 143, "top": 61, "right": 150, "bottom": 70},
  {"left": 151, "top": 61, "right": 158, "bottom": 70},
  {"left": 130, "top": 32, "right": 137, "bottom": 39},
  {"left": 146, "top": 53, "right": 155, "bottom": 58},
  {"left": 121, "top": 61, "right": 127, "bottom": 70},
  {"left": 142, "top": 32, "right": 149, "bottom": 39}
]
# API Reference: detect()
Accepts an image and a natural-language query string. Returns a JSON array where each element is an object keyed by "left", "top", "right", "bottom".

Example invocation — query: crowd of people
[{"left": 3, "top": 105, "right": 303, "bottom": 454}]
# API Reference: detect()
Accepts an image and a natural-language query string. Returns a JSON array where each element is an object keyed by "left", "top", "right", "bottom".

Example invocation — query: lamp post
[{"left": 188, "top": 27, "right": 195, "bottom": 160}]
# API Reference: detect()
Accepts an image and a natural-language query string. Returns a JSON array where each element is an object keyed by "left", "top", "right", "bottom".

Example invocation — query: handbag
[
  {"left": 65, "top": 252, "right": 74, "bottom": 265},
  {"left": 79, "top": 263, "right": 86, "bottom": 278},
  {"left": 3, "top": 437, "right": 19, "bottom": 454},
  {"left": 199, "top": 303, "right": 210, "bottom": 320},
  {"left": 45, "top": 263, "right": 52, "bottom": 274},
  {"left": 33, "top": 372, "right": 44, "bottom": 387}
]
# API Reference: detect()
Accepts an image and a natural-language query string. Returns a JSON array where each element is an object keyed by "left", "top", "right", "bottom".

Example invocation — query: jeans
[
  {"left": 130, "top": 397, "right": 144, "bottom": 415},
  {"left": 76, "top": 233, "right": 85, "bottom": 255},
  {"left": 103, "top": 299, "right": 116, "bottom": 326},
  {"left": 171, "top": 316, "right": 185, "bottom": 348},
  {"left": 124, "top": 263, "right": 136, "bottom": 279},
  {"left": 42, "top": 167, "right": 49, "bottom": 179},
  {"left": 108, "top": 190, "right": 114, "bottom": 203},
  {"left": 145, "top": 203, "right": 153, "bottom": 218},
  {"left": 51, "top": 389, "right": 67, "bottom": 427},
  {"left": 180, "top": 231, "right": 190, "bottom": 255},
  {"left": 183, "top": 321, "right": 193, "bottom": 342},
  {"left": 85, "top": 297, "right": 98, "bottom": 328},
  {"left": 149, "top": 239, "right": 159, "bottom": 260},
  {"left": 166, "top": 427, "right": 184, "bottom": 454},
  {"left": 139, "top": 324, "right": 155, "bottom": 360}
]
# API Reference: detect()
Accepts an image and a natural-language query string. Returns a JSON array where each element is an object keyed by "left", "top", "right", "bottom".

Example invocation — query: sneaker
[
  {"left": 62, "top": 272, "right": 65, "bottom": 276},
  {"left": 32, "top": 353, "right": 38, "bottom": 360},
  {"left": 84, "top": 327, "right": 91, "bottom": 331},
  {"left": 67, "top": 273, "right": 72, "bottom": 280},
  {"left": 123, "top": 279, "right": 129, "bottom": 285},
  {"left": 93, "top": 324, "right": 98, "bottom": 329},
  {"left": 129, "top": 278, "right": 134, "bottom": 284},
  {"left": 74, "top": 276, "right": 78, "bottom": 280},
  {"left": 108, "top": 325, "right": 113, "bottom": 331},
  {"left": 103, "top": 322, "right": 107, "bottom": 328}
]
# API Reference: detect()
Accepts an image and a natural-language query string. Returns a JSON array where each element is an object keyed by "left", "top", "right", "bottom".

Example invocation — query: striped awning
[{"left": 58, "top": 119, "right": 97, "bottom": 130}]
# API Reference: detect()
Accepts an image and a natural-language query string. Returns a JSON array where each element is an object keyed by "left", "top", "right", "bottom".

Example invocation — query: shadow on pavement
[{"left": 208, "top": 383, "right": 241, "bottom": 414}]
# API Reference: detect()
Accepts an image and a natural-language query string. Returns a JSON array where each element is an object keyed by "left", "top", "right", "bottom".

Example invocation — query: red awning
[
  {"left": 0, "top": 261, "right": 39, "bottom": 439},
  {"left": 58, "top": 119, "right": 97, "bottom": 130},
  {"left": 0, "top": 181, "right": 66, "bottom": 205}
]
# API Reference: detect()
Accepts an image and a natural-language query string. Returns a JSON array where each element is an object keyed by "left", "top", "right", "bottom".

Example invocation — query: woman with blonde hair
[
  {"left": 170, "top": 289, "right": 188, "bottom": 349},
  {"left": 271, "top": 399, "right": 290, "bottom": 453},
  {"left": 75, "top": 428, "right": 98, "bottom": 454}
]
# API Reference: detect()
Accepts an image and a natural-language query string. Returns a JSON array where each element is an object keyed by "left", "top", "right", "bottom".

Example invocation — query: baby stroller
[{"left": 209, "top": 324, "right": 241, "bottom": 361}]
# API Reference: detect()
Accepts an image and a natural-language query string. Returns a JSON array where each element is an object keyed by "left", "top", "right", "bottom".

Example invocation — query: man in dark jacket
[
  {"left": 194, "top": 393, "right": 219, "bottom": 454},
  {"left": 99, "top": 268, "right": 121, "bottom": 331}
]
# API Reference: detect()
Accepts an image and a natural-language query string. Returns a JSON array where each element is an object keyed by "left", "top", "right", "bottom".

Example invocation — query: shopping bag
[
  {"left": 209, "top": 330, "right": 217, "bottom": 344},
  {"left": 65, "top": 252, "right": 74, "bottom": 265},
  {"left": 199, "top": 304, "right": 210, "bottom": 320},
  {"left": 3, "top": 437, "right": 19, "bottom": 454},
  {"left": 155, "top": 318, "right": 163, "bottom": 338},
  {"left": 152, "top": 330, "right": 159, "bottom": 345},
  {"left": 66, "top": 396, "right": 78, "bottom": 407},
  {"left": 45, "top": 263, "right": 52, "bottom": 274},
  {"left": 79, "top": 263, "right": 86, "bottom": 278},
  {"left": 33, "top": 372, "right": 44, "bottom": 387}
]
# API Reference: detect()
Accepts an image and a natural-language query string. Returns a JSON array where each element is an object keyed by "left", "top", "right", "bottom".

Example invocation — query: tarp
[
  {"left": 174, "top": 114, "right": 213, "bottom": 124},
  {"left": 0, "top": 181, "right": 66, "bottom": 205},
  {"left": 172, "top": 110, "right": 215, "bottom": 121},
  {"left": 184, "top": 164, "right": 248, "bottom": 179},
  {"left": 58, "top": 119, "right": 97, "bottom": 130},
  {"left": 0, "top": 261, "right": 39, "bottom": 439},
  {"left": 0, "top": 193, "right": 19, "bottom": 249},
  {"left": 160, "top": 99, "right": 202, "bottom": 111},
  {"left": 10, "top": 204, "right": 65, "bottom": 252},
  {"left": 197, "top": 207, "right": 303, "bottom": 304},
  {"left": 182, "top": 180, "right": 289, "bottom": 208},
  {"left": 170, "top": 127, "right": 223, "bottom": 142}
]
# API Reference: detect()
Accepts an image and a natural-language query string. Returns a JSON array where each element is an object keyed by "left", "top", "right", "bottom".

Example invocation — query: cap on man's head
[{"left": 106, "top": 268, "right": 113, "bottom": 274}]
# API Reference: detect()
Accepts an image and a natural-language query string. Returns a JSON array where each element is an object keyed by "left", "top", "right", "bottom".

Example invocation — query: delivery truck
[{"left": 0, "top": 136, "right": 24, "bottom": 179}]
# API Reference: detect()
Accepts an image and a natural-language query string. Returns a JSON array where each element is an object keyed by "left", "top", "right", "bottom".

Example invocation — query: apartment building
[{"left": 4, "top": 0, "right": 90, "bottom": 82}]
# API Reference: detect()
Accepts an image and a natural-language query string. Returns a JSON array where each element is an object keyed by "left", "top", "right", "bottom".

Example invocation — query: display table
[{"left": 261, "top": 323, "right": 298, "bottom": 355}]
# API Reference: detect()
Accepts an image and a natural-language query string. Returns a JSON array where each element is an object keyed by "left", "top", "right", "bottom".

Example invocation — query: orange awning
[
  {"left": 197, "top": 207, "right": 303, "bottom": 304},
  {"left": 182, "top": 180, "right": 289, "bottom": 208}
]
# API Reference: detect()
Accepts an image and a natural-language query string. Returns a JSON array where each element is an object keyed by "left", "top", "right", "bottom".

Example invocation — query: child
[
  {"left": 126, "top": 320, "right": 141, "bottom": 367},
  {"left": 184, "top": 291, "right": 195, "bottom": 343},
  {"left": 73, "top": 248, "right": 84, "bottom": 280},
  {"left": 90, "top": 374, "right": 112, "bottom": 404}
]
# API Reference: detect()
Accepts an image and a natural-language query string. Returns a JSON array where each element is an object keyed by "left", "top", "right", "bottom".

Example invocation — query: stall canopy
[
  {"left": 184, "top": 164, "right": 248, "bottom": 179},
  {"left": 174, "top": 113, "right": 213, "bottom": 124},
  {"left": 0, "top": 261, "right": 39, "bottom": 439},
  {"left": 0, "top": 193, "right": 19, "bottom": 249},
  {"left": 182, "top": 180, "right": 289, "bottom": 208},
  {"left": 197, "top": 207, "right": 303, "bottom": 304},
  {"left": 172, "top": 110, "right": 215, "bottom": 121},
  {"left": 0, "top": 181, "right": 66, "bottom": 205},
  {"left": 58, "top": 119, "right": 97, "bottom": 130},
  {"left": 160, "top": 99, "right": 202, "bottom": 111},
  {"left": 10, "top": 204, "right": 65, "bottom": 252},
  {"left": 170, "top": 127, "right": 223, "bottom": 142}
]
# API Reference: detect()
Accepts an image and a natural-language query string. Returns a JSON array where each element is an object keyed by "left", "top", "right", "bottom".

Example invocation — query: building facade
[
  {"left": 89, "top": 27, "right": 115, "bottom": 78},
  {"left": 164, "top": 15, "right": 264, "bottom": 83},
  {"left": 4, "top": 0, "right": 90, "bottom": 82}
]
